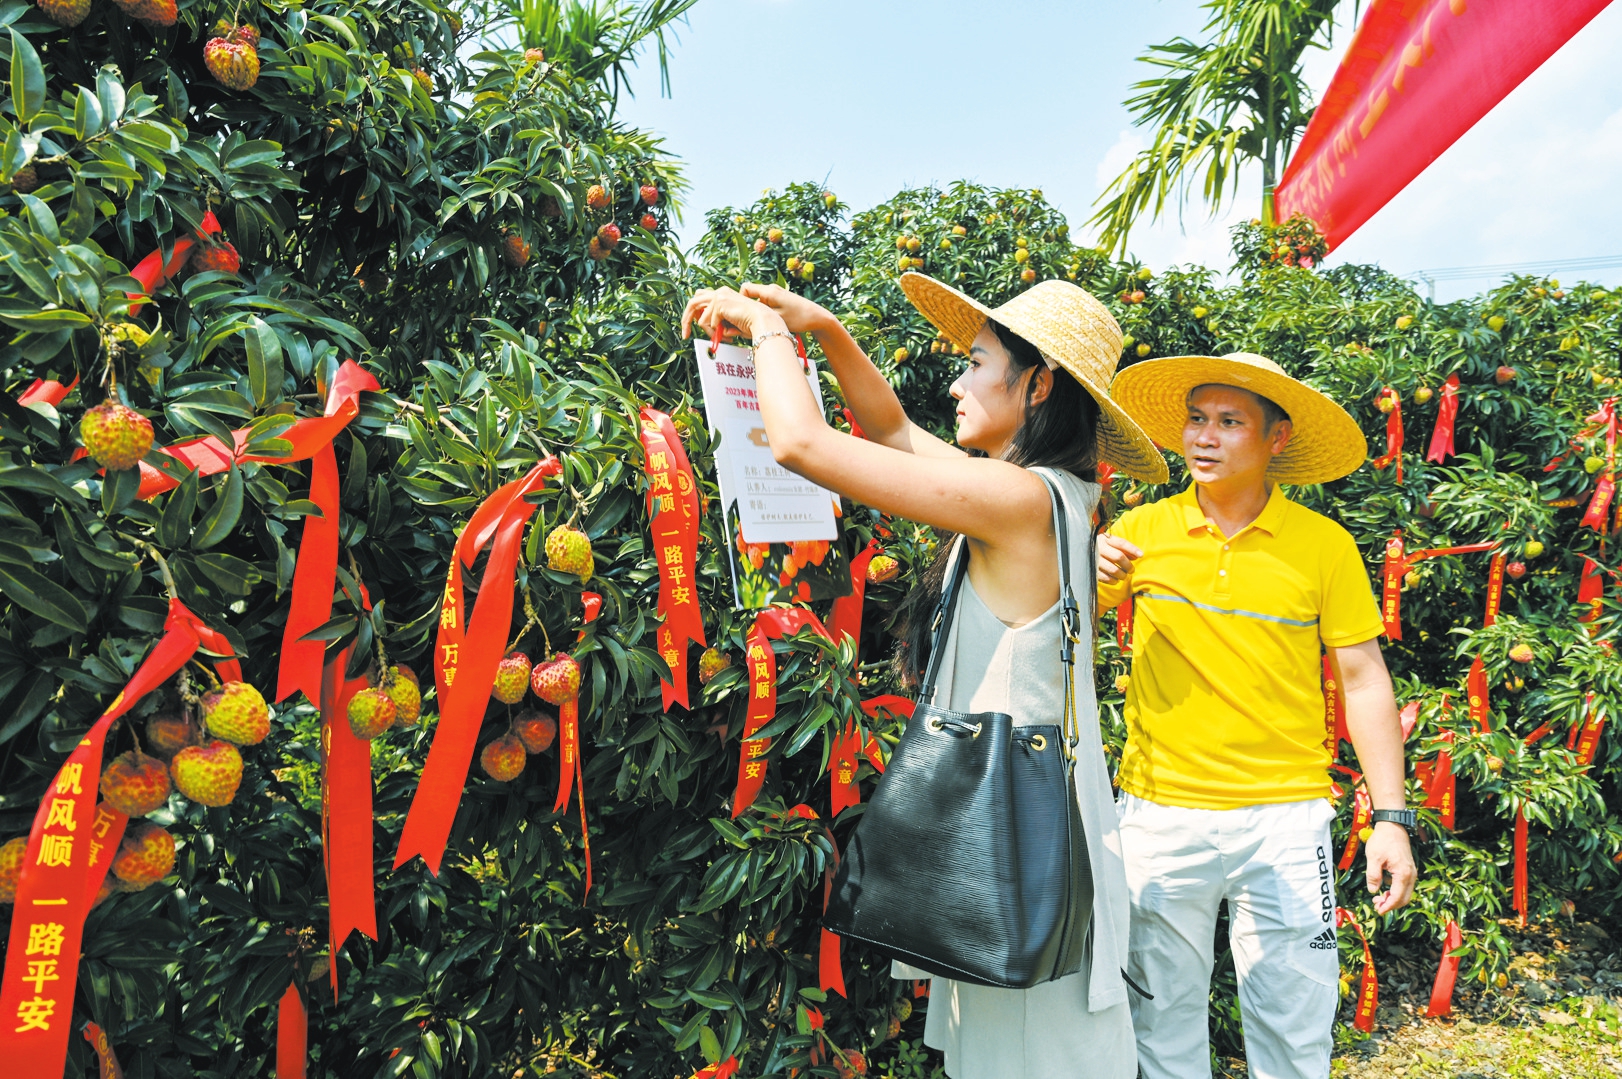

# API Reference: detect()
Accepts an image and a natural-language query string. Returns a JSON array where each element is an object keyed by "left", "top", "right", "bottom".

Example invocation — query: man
[{"left": 1097, "top": 352, "right": 1417, "bottom": 1079}]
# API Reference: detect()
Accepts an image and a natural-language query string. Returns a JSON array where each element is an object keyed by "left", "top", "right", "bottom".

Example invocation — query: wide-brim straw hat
[
  {"left": 1110, "top": 352, "right": 1366, "bottom": 485},
  {"left": 898, "top": 272, "right": 1168, "bottom": 483}
]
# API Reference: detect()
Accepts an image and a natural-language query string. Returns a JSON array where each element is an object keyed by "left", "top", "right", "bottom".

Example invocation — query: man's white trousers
[{"left": 1117, "top": 793, "right": 1340, "bottom": 1079}]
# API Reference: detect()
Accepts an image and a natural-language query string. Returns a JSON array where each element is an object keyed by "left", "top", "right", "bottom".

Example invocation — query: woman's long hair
[{"left": 894, "top": 319, "right": 1104, "bottom": 687}]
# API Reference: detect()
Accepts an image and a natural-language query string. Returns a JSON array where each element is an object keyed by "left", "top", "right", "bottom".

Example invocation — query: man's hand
[
  {"left": 1364, "top": 821, "right": 1417, "bottom": 914},
  {"left": 1097, "top": 533, "right": 1141, "bottom": 585}
]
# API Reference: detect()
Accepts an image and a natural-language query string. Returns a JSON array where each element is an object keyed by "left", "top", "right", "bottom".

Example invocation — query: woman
[{"left": 680, "top": 272, "right": 1167, "bottom": 1079}]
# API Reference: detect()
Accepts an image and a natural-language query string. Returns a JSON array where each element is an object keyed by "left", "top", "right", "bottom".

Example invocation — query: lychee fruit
[
  {"left": 410, "top": 68, "right": 433, "bottom": 94},
  {"left": 587, "top": 236, "right": 608, "bottom": 261},
  {"left": 202, "top": 681, "right": 270, "bottom": 745},
  {"left": 1506, "top": 561, "right": 1526, "bottom": 580},
  {"left": 586, "top": 184, "right": 610, "bottom": 210},
  {"left": 81, "top": 400, "right": 154, "bottom": 470},
  {"left": 146, "top": 713, "right": 193, "bottom": 757},
  {"left": 1495, "top": 365, "right": 1516, "bottom": 384},
  {"left": 1525, "top": 541, "right": 1545, "bottom": 558},
  {"left": 112, "top": 821, "right": 175, "bottom": 888},
  {"left": 640, "top": 184, "right": 659, "bottom": 206},
  {"left": 191, "top": 240, "right": 241, "bottom": 274},
  {"left": 479, "top": 733, "right": 527, "bottom": 781},
  {"left": 1486, "top": 755, "right": 1504, "bottom": 774},
  {"left": 523, "top": 47, "right": 545, "bottom": 63},
  {"left": 503, "top": 231, "right": 531, "bottom": 268},
  {"left": 170, "top": 740, "right": 243, "bottom": 806},
  {"left": 697, "top": 648, "right": 730, "bottom": 686},
  {"left": 835, "top": 1050, "right": 868, "bottom": 1079},
  {"left": 1376, "top": 390, "right": 1396, "bottom": 414},
  {"left": 1123, "top": 489, "right": 1144, "bottom": 507},
  {"left": 347, "top": 687, "right": 397, "bottom": 739},
  {"left": 1395, "top": 315, "right": 1414, "bottom": 331},
  {"left": 866, "top": 555, "right": 900, "bottom": 583},
  {"left": 513, "top": 710, "right": 557, "bottom": 754},
  {"left": 1414, "top": 386, "right": 1433, "bottom": 404},
  {"left": 395, "top": 663, "right": 420, "bottom": 686},
  {"left": 100, "top": 750, "right": 172, "bottom": 817},
  {"left": 641, "top": 213, "right": 658, "bottom": 231},
  {"left": 1115, "top": 674, "right": 1131, "bottom": 694},
  {"left": 0, "top": 836, "right": 27, "bottom": 903},
  {"left": 37, "top": 0, "right": 91, "bottom": 27},
  {"left": 893, "top": 347, "right": 909, "bottom": 363},
  {"left": 1486, "top": 315, "right": 1506, "bottom": 332},
  {"left": 546, "top": 524, "right": 594, "bottom": 579},
  {"left": 1508, "top": 643, "right": 1534, "bottom": 664},
  {"left": 768, "top": 227, "right": 785, "bottom": 244},
  {"left": 112, "top": 0, "right": 177, "bottom": 26},
  {"left": 1134, "top": 341, "right": 1149, "bottom": 356},
  {"left": 204, "top": 35, "right": 260, "bottom": 91},
  {"left": 386, "top": 669, "right": 421, "bottom": 726},
  {"left": 231, "top": 22, "right": 261, "bottom": 47},
  {"left": 596, "top": 222, "right": 622, "bottom": 249},
  {"left": 493, "top": 652, "right": 532, "bottom": 705},
  {"left": 531, "top": 653, "right": 581, "bottom": 704}
]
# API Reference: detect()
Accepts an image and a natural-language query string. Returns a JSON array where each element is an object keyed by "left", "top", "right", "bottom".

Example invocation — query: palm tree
[
  {"left": 505, "top": 0, "right": 700, "bottom": 100},
  {"left": 1089, "top": 0, "right": 1346, "bottom": 255}
]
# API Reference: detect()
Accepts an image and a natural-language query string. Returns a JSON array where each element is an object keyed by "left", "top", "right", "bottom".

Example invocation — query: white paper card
[{"left": 694, "top": 339, "right": 839, "bottom": 544}]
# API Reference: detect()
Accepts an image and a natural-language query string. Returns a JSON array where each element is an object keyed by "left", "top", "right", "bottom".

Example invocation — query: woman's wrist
[{"left": 749, "top": 311, "right": 790, "bottom": 341}]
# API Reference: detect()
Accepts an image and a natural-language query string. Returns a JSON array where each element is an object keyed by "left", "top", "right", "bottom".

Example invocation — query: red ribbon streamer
[
  {"left": 16, "top": 376, "right": 78, "bottom": 408},
  {"left": 0, "top": 600, "right": 233, "bottom": 1079},
  {"left": 1575, "top": 698, "right": 1607, "bottom": 767},
  {"left": 1466, "top": 656, "right": 1490, "bottom": 734},
  {"left": 1321, "top": 654, "right": 1348, "bottom": 751},
  {"left": 395, "top": 460, "right": 559, "bottom": 875},
  {"left": 1581, "top": 398, "right": 1619, "bottom": 532},
  {"left": 1423, "top": 919, "right": 1464, "bottom": 1018},
  {"left": 80, "top": 1021, "right": 123, "bottom": 1079},
  {"left": 1426, "top": 374, "right": 1460, "bottom": 464},
  {"left": 639, "top": 408, "right": 705, "bottom": 711},
  {"left": 1579, "top": 557, "right": 1605, "bottom": 627},
  {"left": 1513, "top": 806, "right": 1529, "bottom": 926},
  {"left": 692, "top": 1058, "right": 739, "bottom": 1079},
  {"left": 732, "top": 609, "right": 835, "bottom": 817},
  {"left": 320, "top": 645, "right": 377, "bottom": 996},
  {"left": 1379, "top": 531, "right": 1499, "bottom": 640},
  {"left": 1337, "top": 907, "right": 1379, "bottom": 1032},
  {"left": 1372, "top": 390, "right": 1403, "bottom": 482},
  {"left": 1337, "top": 785, "right": 1373, "bottom": 871},
  {"left": 1421, "top": 728, "right": 1456, "bottom": 830},
  {"left": 1116, "top": 595, "right": 1134, "bottom": 656},
  {"left": 127, "top": 211, "right": 223, "bottom": 305},
  {"left": 277, "top": 981, "right": 308, "bottom": 1079}
]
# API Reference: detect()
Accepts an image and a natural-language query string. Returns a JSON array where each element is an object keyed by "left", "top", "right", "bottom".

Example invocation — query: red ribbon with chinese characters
[
  {"left": 1513, "top": 805, "right": 1530, "bottom": 926},
  {"left": 277, "top": 981, "right": 307, "bottom": 1079},
  {"left": 1578, "top": 557, "right": 1605, "bottom": 628},
  {"left": 80, "top": 1021, "right": 123, "bottom": 1079},
  {"left": 1372, "top": 389, "right": 1403, "bottom": 481},
  {"left": 1321, "top": 654, "right": 1348, "bottom": 751},
  {"left": 1425, "top": 374, "right": 1460, "bottom": 464},
  {"left": 0, "top": 600, "right": 234, "bottom": 1079},
  {"left": 554, "top": 593, "right": 600, "bottom": 899},
  {"left": 395, "top": 459, "right": 559, "bottom": 875},
  {"left": 733, "top": 609, "right": 835, "bottom": 817},
  {"left": 321, "top": 643, "right": 376, "bottom": 996},
  {"left": 1574, "top": 696, "right": 1607, "bottom": 767},
  {"left": 1581, "top": 398, "right": 1619, "bottom": 532},
  {"left": 1420, "top": 728, "right": 1456, "bottom": 830},
  {"left": 1423, "top": 919, "right": 1464, "bottom": 1018},
  {"left": 1337, "top": 907, "right": 1379, "bottom": 1032},
  {"left": 1337, "top": 783, "right": 1373, "bottom": 871},
  {"left": 1379, "top": 531, "right": 1499, "bottom": 640},
  {"left": 639, "top": 408, "right": 705, "bottom": 710}
]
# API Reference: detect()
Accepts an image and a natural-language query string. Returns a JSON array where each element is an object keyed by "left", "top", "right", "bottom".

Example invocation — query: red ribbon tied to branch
[
  {"left": 1337, "top": 907, "right": 1379, "bottom": 1033},
  {"left": 395, "top": 459, "right": 560, "bottom": 875},
  {"left": 1379, "top": 531, "right": 1499, "bottom": 640},
  {"left": 0, "top": 600, "right": 236, "bottom": 1079},
  {"left": 638, "top": 408, "right": 705, "bottom": 711},
  {"left": 1581, "top": 398, "right": 1619, "bottom": 532},
  {"left": 1424, "top": 919, "right": 1464, "bottom": 1018},
  {"left": 1372, "top": 388, "right": 1403, "bottom": 482},
  {"left": 1425, "top": 374, "right": 1460, "bottom": 464},
  {"left": 321, "top": 641, "right": 377, "bottom": 996}
]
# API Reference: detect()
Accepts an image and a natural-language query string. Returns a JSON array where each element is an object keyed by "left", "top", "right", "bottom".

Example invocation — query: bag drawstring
[{"left": 1121, "top": 969, "right": 1155, "bottom": 1000}]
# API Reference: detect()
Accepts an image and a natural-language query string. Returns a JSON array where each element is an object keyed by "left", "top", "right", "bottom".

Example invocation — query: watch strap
[{"left": 1371, "top": 808, "right": 1417, "bottom": 831}]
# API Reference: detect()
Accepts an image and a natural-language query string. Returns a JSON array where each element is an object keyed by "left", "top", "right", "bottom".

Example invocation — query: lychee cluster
[
  {"left": 204, "top": 23, "right": 261, "bottom": 91},
  {"left": 347, "top": 665, "right": 419, "bottom": 740}
]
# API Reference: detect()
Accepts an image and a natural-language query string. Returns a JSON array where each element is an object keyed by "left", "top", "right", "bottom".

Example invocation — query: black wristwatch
[{"left": 1371, "top": 808, "right": 1417, "bottom": 833}]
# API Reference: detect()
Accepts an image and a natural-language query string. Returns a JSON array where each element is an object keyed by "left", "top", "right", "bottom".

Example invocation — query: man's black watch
[{"left": 1371, "top": 808, "right": 1417, "bottom": 833}]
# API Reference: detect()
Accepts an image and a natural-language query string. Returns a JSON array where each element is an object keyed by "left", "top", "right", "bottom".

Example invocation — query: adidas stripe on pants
[{"left": 1116, "top": 794, "right": 1339, "bottom": 1079}]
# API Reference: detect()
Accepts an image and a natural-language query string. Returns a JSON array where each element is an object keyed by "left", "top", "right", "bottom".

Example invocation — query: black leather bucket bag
[{"left": 824, "top": 474, "right": 1093, "bottom": 989}]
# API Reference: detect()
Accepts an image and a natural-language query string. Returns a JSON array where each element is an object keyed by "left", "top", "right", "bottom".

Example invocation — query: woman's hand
[
  {"left": 739, "top": 282, "right": 836, "bottom": 335},
  {"left": 681, "top": 287, "right": 788, "bottom": 344}
]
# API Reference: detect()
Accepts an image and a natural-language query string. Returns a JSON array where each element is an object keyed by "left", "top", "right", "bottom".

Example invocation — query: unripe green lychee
[
  {"left": 170, "top": 741, "right": 243, "bottom": 807},
  {"left": 546, "top": 525, "right": 594, "bottom": 579},
  {"left": 493, "top": 652, "right": 531, "bottom": 704},
  {"left": 387, "top": 669, "right": 421, "bottom": 725},
  {"left": 202, "top": 681, "right": 270, "bottom": 745},
  {"left": 347, "top": 688, "right": 396, "bottom": 739}
]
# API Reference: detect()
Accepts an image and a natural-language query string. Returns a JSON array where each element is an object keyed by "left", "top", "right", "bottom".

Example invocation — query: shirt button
[
  {"left": 1223, "top": 545, "right": 1230, "bottom": 551},
  {"left": 1218, "top": 570, "right": 1227, "bottom": 577}
]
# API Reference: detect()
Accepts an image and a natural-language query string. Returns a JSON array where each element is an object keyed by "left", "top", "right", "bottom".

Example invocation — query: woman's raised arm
[{"left": 739, "top": 283, "right": 962, "bottom": 460}]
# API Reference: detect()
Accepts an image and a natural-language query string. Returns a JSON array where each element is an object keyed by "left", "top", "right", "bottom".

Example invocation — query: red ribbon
[
  {"left": 127, "top": 211, "right": 223, "bottom": 306},
  {"left": 1337, "top": 783, "right": 1373, "bottom": 871},
  {"left": 1423, "top": 919, "right": 1464, "bottom": 1018},
  {"left": 1425, "top": 374, "right": 1459, "bottom": 464},
  {"left": 80, "top": 1021, "right": 123, "bottom": 1079},
  {"left": 1575, "top": 696, "right": 1607, "bottom": 767},
  {"left": 732, "top": 609, "right": 835, "bottom": 817},
  {"left": 395, "top": 460, "right": 559, "bottom": 875},
  {"left": 639, "top": 408, "right": 705, "bottom": 711},
  {"left": 320, "top": 644, "right": 376, "bottom": 995},
  {"left": 1421, "top": 728, "right": 1456, "bottom": 830},
  {"left": 1372, "top": 389, "right": 1403, "bottom": 482},
  {"left": 1116, "top": 595, "right": 1134, "bottom": 656},
  {"left": 1379, "top": 531, "right": 1498, "bottom": 640},
  {"left": 16, "top": 376, "right": 77, "bottom": 408},
  {"left": 1337, "top": 907, "right": 1379, "bottom": 1032},
  {"left": 1581, "top": 398, "right": 1619, "bottom": 532},
  {"left": 692, "top": 1058, "right": 738, "bottom": 1079},
  {"left": 1579, "top": 557, "right": 1605, "bottom": 627},
  {"left": 1513, "top": 806, "right": 1529, "bottom": 926},
  {"left": 0, "top": 600, "right": 234, "bottom": 1078},
  {"left": 1321, "top": 655, "right": 1348, "bottom": 750},
  {"left": 277, "top": 981, "right": 307, "bottom": 1079},
  {"left": 1466, "top": 657, "right": 1490, "bottom": 734}
]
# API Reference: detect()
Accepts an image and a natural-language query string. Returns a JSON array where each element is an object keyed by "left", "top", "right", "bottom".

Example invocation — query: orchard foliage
[{"left": 0, "top": 0, "right": 1617, "bottom": 1072}]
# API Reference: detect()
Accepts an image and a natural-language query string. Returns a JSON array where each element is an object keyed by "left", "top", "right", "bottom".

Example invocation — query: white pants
[{"left": 1117, "top": 794, "right": 1339, "bottom": 1079}]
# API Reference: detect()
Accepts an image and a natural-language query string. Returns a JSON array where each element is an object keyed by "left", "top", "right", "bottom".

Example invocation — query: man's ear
[
  {"left": 1028, "top": 366, "right": 1054, "bottom": 405},
  {"left": 1270, "top": 419, "right": 1294, "bottom": 456}
]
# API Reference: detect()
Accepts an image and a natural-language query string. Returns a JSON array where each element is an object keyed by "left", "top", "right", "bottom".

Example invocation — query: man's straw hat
[
  {"left": 898, "top": 272, "right": 1169, "bottom": 483},
  {"left": 1110, "top": 352, "right": 1366, "bottom": 485}
]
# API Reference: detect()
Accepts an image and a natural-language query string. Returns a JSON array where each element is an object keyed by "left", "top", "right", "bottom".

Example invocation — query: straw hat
[
  {"left": 898, "top": 272, "right": 1168, "bottom": 483},
  {"left": 1109, "top": 352, "right": 1366, "bottom": 485}
]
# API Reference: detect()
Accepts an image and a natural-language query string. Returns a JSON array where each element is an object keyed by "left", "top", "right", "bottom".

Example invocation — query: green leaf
[
  {"left": 245, "top": 316, "right": 284, "bottom": 407},
  {"left": 698, "top": 1025, "right": 721, "bottom": 1065},
  {"left": 192, "top": 466, "right": 243, "bottom": 549},
  {"left": 159, "top": 469, "right": 200, "bottom": 548},
  {"left": 8, "top": 29, "right": 44, "bottom": 125},
  {"left": 190, "top": 551, "right": 260, "bottom": 595},
  {"left": 0, "top": 563, "right": 87, "bottom": 631}
]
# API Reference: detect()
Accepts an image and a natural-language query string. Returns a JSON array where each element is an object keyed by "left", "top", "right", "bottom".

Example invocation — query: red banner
[
  {"left": 1423, "top": 919, "right": 1464, "bottom": 1018},
  {"left": 1337, "top": 907, "right": 1379, "bottom": 1032},
  {"left": 1579, "top": 557, "right": 1605, "bottom": 627},
  {"left": 1380, "top": 532, "right": 1499, "bottom": 640},
  {"left": 0, "top": 600, "right": 234, "bottom": 1079},
  {"left": 1426, "top": 374, "right": 1460, "bottom": 464},
  {"left": 732, "top": 609, "right": 835, "bottom": 818},
  {"left": 1575, "top": 700, "right": 1607, "bottom": 767},
  {"left": 1275, "top": 0, "right": 1612, "bottom": 250},
  {"left": 320, "top": 646, "right": 376, "bottom": 995},
  {"left": 1581, "top": 399, "right": 1619, "bottom": 532},
  {"left": 395, "top": 460, "right": 559, "bottom": 874},
  {"left": 1466, "top": 656, "right": 1490, "bottom": 733},
  {"left": 277, "top": 982, "right": 307, "bottom": 1079},
  {"left": 639, "top": 408, "right": 705, "bottom": 711},
  {"left": 1422, "top": 729, "right": 1456, "bottom": 830}
]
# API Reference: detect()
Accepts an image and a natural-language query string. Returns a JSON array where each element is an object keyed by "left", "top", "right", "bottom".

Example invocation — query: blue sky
[{"left": 606, "top": 0, "right": 1622, "bottom": 301}]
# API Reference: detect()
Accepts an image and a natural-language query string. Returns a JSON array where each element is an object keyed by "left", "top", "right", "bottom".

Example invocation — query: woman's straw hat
[
  {"left": 898, "top": 272, "right": 1169, "bottom": 483},
  {"left": 1110, "top": 352, "right": 1366, "bottom": 485}
]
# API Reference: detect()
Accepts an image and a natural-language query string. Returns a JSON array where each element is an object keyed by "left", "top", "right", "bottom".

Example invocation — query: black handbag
[{"left": 824, "top": 473, "right": 1093, "bottom": 989}]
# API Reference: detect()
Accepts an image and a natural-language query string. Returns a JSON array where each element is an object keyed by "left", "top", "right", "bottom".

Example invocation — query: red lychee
[
  {"left": 586, "top": 184, "right": 610, "bottom": 211},
  {"left": 191, "top": 240, "right": 241, "bottom": 274},
  {"left": 513, "top": 711, "right": 557, "bottom": 753},
  {"left": 112, "top": 821, "right": 175, "bottom": 888},
  {"left": 81, "top": 400, "right": 154, "bottom": 470},
  {"left": 503, "top": 231, "right": 531, "bottom": 268},
  {"left": 530, "top": 653, "right": 581, "bottom": 705},
  {"left": 112, "top": 0, "right": 177, "bottom": 26},
  {"left": 596, "top": 222, "right": 622, "bottom": 249},
  {"left": 640, "top": 184, "right": 659, "bottom": 206},
  {"left": 204, "top": 36, "right": 260, "bottom": 91},
  {"left": 480, "top": 733, "right": 527, "bottom": 781},
  {"left": 37, "top": 0, "right": 91, "bottom": 27},
  {"left": 546, "top": 525, "right": 594, "bottom": 579},
  {"left": 493, "top": 652, "right": 532, "bottom": 705},
  {"left": 100, "top": 750, "right": 172, "bottom": 817},
  {"left": 170, "top": 741, "right": 243, "bottom": 806},
  {"left": 697, "top": 648, "right": 730, "bottom": 686},
  {"left": 146, "top": 713, "right": 193, "bottom": 758},
  {"left": 202, "top": 681, "right": 270, "bottom": 745},
  {"left": 347, "top": 687, "right": 396, "bottom": 739},
  {"left": 866, "top": 555, "right": 900, "bottom": 583}
]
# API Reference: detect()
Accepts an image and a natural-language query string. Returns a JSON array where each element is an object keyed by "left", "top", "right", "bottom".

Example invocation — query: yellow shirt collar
[{"left": 1175, "top": 481, "right": 1289, "bottom": 540}]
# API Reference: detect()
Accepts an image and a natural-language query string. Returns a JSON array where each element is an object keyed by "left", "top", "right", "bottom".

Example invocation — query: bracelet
[{"left": 750, "top": 330, "right": 796, "bottom": 351}]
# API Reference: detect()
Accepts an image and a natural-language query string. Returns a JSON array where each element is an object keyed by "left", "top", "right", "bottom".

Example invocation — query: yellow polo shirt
[{"left": 1100, "top": 484, "right": 1383, "bottom": 809}]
